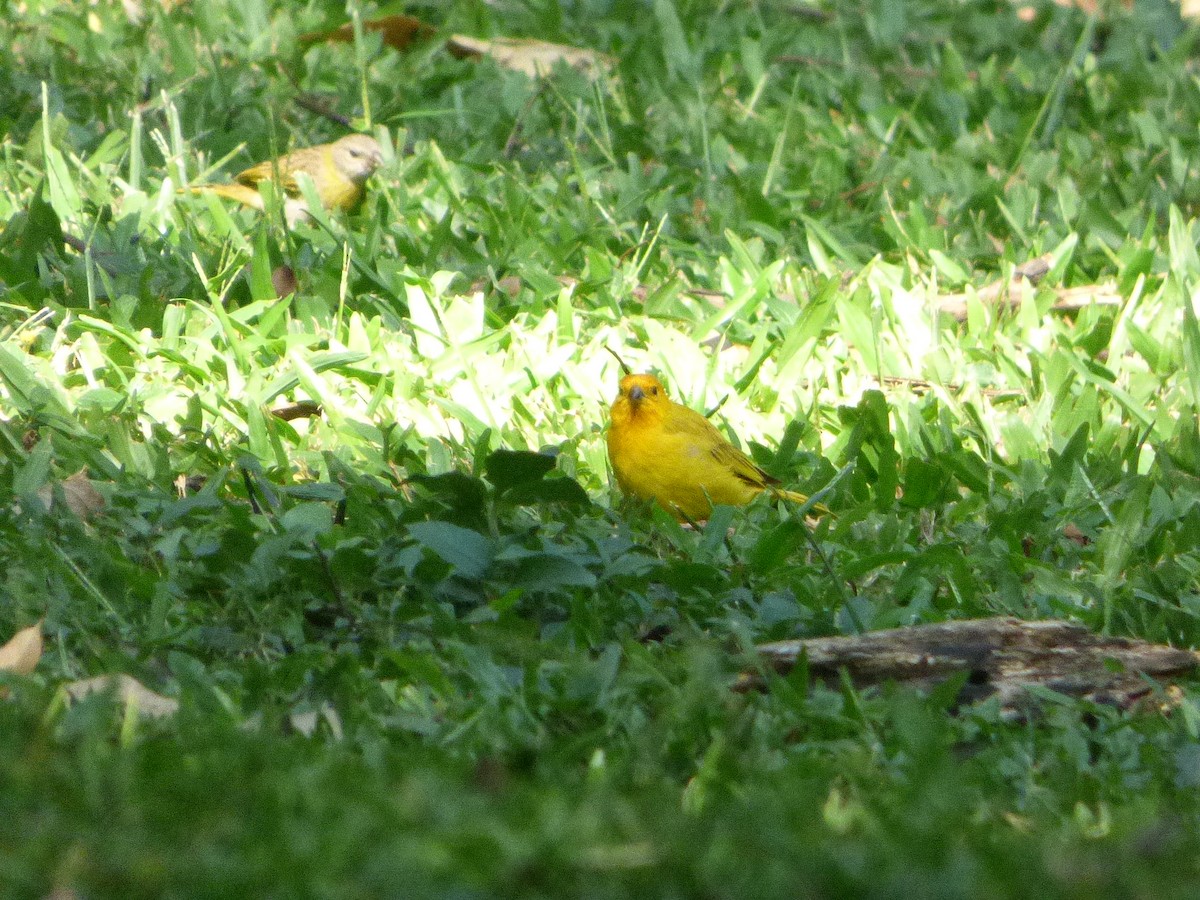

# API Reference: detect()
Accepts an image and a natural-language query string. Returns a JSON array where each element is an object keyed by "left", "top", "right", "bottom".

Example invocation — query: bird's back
[{"left": 235, "top": 145, "right": 362, "bottom": 210}]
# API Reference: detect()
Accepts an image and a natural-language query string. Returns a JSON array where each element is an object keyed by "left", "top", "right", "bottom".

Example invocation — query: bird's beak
[{"left": 628, "top": 385, "right": 644, "bottom": 402}]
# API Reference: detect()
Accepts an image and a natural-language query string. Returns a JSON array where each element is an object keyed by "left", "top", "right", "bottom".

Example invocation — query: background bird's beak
[{"left": 628, "top": 385, "right": 645, "bottom": 402}]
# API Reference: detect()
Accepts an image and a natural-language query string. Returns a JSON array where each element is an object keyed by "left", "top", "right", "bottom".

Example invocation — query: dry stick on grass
[
  {"left": 936, "top": 254, "right": 1122, "bottom": 321},
  {"left": 877, "top": 375, "right": 1024, "bottom": 401},
  {"left": 937, "top": 280, "right": 1123, "bottom": 320},
  {"left": 59, "top": 233, "right": 127, "bottom": 278},
  {"left": 1044, "top": 283, "right": 1126, "bottom": 310},
  {"left": 739, "top": 617, "right": 1198, "bottom": 720},
  {"left": 293, "top": 93, "right": 352, "bottom": 129},
  {"left": 502, "top": 82, "right": 551, "bottom": 159}
]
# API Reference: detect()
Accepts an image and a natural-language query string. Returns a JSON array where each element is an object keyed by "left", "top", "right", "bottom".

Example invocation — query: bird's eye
[{"left": 651, "top": 387, "right": 658, "bottom": 395}]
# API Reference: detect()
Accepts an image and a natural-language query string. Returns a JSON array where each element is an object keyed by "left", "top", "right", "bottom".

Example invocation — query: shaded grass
[{"left": 4, "top": 0, "right": 1200, "bottom": 896}]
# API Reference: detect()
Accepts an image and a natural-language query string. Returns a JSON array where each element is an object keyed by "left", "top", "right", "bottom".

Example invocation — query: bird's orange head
[{"left": 611, "top": 373, "right": 670, "bottom": 427}]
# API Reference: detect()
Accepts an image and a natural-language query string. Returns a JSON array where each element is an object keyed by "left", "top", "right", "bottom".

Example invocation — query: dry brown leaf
[
  {"left": 271, "top": 265, "right": 298, "bottom": 297},
  {"left": 1063, "top": 522, "right": 1090, "bottom": 546},
  {"left": 0, "top": 621, "right": 44, "bottom": 675},
  {"left": 37, "top": 470, "right": 106, "bottom": 521},
  {"left": 468, "top": 274, "right": 524, "bottom": 297},
  {"left": 65, "top": 674, "right": 179, "bottom": 718},
  {"left": 299, "top": 14, "right": 434, "bottom": 50},
  {"left": 447, "top": 35, "right": 615, "bottom": 80},
  {"left": 496, "top": 274, "right": 523, "bottom": 297}
]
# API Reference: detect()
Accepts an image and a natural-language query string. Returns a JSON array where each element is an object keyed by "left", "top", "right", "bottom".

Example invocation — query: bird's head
[
  {"left": 615, "top": 373, "right": 669, "bottom": 421},
  {"left": 332, "top": 134, "right": 384, "bottom": 183}
]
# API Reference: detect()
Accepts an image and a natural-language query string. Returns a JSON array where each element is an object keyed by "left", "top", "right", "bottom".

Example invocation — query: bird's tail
[
  {"left": 181, "top": 183, "right": 266, "bottom": 209},
  {"left": 181, "top": 184, "right": 313, "bottom": 224},
  {"left": 771, "top": 488, "right": 831, "bottom": 516}
]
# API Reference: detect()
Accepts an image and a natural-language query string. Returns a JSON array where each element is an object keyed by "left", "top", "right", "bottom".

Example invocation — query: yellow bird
[
  {"left": 607, "top": 372, "right": 821, "bottom": 521},
  {"left": 184, "top": 134, "right": 383, "bottom": 223}
]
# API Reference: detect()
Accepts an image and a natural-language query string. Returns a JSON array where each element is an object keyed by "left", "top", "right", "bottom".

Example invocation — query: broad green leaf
[
  {"left": 280, "top": 502, "right": 334, "bottom": 541},
  {"left": 484, "top": 449, "right": 557, "bottom": 491},
  {"left": 506, "top": 553, "right": 596, "bottom": 593},
  {"left": 407, "top": 521, "right": 492, "bottom": 580}
]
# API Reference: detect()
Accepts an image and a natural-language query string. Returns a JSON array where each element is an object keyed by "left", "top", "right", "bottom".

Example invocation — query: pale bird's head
[{"left": 332, "top": 134, "right": 384, "bottom": 183}]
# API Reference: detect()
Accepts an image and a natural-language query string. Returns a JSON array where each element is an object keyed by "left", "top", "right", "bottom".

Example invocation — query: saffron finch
[
  {"left": 184, "top": 134, "right": 383, "bottom": 223},
  {"left": 607, "top": 372, "right": 819, "bottom": 521}
]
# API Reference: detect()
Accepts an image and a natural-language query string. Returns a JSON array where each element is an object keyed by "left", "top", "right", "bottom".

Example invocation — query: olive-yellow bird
[
  {"left": 607, "top": 372, "right": 819, "bottom": 521},
  {"left": 184, "top": 134, "right": 383, "bottom": 223}
]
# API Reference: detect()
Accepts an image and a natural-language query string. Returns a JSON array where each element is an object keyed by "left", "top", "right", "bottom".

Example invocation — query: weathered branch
[
  {"left": 741, "top": 617, "right": 1198, "bottom": 718},
  {"left": 936, "top": 256, "right": 1121, "bottom": 320}
]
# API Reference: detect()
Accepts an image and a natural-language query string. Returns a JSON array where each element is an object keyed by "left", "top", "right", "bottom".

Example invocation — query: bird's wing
[
  {"left": 664, "top": 408, "right": 778, "bottom": 489},
  {"left": 709, "top": 440, "right": 778, "bottom": 489},
  {"left": 235, "top": 155, "right": 304, "bottom": 194},
  {"left": 235, "top": 160, "right": 275, "bottom": 187}
]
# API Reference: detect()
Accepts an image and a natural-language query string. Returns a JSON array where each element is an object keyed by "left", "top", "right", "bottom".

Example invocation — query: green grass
[{"left": 4, "top": 0, "right": 1200, "bottom": 896}]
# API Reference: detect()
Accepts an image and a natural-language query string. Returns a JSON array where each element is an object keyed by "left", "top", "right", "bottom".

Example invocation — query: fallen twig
[{"left": 740, "top": 617, "right": 1197, "bottom": 719}]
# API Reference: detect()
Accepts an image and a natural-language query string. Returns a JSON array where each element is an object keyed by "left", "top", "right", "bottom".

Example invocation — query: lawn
[{"left": 4, "top": 0, "right": 1200, "bottom": 896}]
